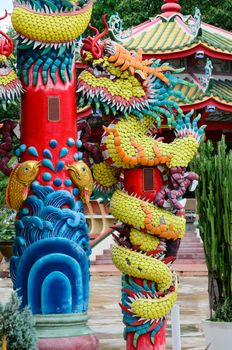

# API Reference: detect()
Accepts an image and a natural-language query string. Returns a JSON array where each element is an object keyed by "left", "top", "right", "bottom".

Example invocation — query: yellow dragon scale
[
  {"left": 111, "top": 190, "right": 185, "bottom": 238},
  {"left": 0, "top": 71, "right": 18, "bottom": 85},
  {"left": 12, "top": 4, "right": 93, "bottom": 43},
  {"left": 112, "top": 246, "right": 172, "bottom": 291},
  {"left": 80, "top": 70, "right": 145, "bottom": 100},
  {"left": 131, "top": 290, "right": 178, "bottom": 319},
  {"left": 129, "top": 229, "right": 160, "bottom": 252},
  {"left": 92, "top": 162, "right": 120, "bottom": 187}
]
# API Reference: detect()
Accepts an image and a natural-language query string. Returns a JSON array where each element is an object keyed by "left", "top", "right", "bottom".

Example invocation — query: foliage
[
  {"left": 0, "top": 207, "right": 16, "bottom": 241},
  {"left": 0, "top": 292, "right": 37, "bottom": 350},
  {"left": 90, "top": 0, "right": 232, "bottom": 32},
  {"left": 0, "top": 157, "right": 19, "bottom": 209},
  {"left": 191, "top": 138, "right": 232, "bottom": 322},
  {"left": 0, "top": 102, "right": 20, "bottom": 123},
  {"left": 212, "top": 298, "right": 232, "bottom": 322},
  {"left": 0, "top": 172, "right": 8, "bottom": 208}
]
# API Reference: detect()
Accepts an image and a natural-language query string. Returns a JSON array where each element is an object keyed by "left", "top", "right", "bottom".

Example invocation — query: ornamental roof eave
[
  {"left": 179, "top": 98, "right": 232, "bottom": 110},
  {"left": 118, "top": 14, "right": 232, "bottom": 58},
  {"left": 141, "top": 42, "right": 232, "bottom": 56},
  {"left": 171, "top": 78, "right": 232, "bottom": 112},
  {"left": 180, "top": 99, "right": 232, "bottom": 113}
]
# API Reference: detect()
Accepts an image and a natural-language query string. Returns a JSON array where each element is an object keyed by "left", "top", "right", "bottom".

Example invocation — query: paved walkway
[{"left": 0, "top": 275, "right": 209, "bottom": 350}]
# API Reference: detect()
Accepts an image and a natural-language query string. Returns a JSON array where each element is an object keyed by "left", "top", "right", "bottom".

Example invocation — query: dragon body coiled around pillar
[{"left": 77, "top": 15, "right": 204, "bottom": 348}]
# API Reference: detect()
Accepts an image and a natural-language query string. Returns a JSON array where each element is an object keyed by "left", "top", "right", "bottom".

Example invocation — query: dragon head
[
  {"left": 12, "top": 0, "right": 93, "bottom": 48},
  {"left": 78, "top": 15, "right": 192, "bottom": 128},
  {"left": 0, "top": 11, "right": 22, "bottom": 109}
]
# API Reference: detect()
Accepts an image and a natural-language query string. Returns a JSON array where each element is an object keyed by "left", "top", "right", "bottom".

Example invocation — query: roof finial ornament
[
  {"left": 108, "top": 13, "right": 132, "bottom": 41},
  {"left": 191, "top": 7, "right": 202, "bottom": 37},
  {"left": 161, "top": 0, "right": 181, "bottom": 17}
]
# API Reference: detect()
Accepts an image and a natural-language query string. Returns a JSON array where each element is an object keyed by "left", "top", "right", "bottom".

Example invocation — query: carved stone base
[{"left": 35, "top": 313, "right": 99, "bottom": 350}]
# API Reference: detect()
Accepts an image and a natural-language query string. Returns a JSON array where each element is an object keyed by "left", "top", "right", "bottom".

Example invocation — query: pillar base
[
  {"left": 38, "top": 335, "right": 99, "bottom": 350},
  {"left": 35, "top": 313, "right": 99, "bottom": 349},
  {"left": 35, "top": 313, "right": 92, "bottom": 338}
]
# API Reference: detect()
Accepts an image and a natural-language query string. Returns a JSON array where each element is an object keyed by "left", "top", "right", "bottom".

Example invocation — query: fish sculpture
[
  {"left": 6, "top": 160, "right": 41, "bottom": 211},
  {"left": 66, "top": 160, "right": 93, "bottom": 203}
]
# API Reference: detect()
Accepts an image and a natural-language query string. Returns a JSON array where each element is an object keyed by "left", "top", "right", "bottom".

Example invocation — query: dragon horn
[
  {"left": 92, "top": 14, "right": 109, "bottom": 44},
  {"left": 88, "top": 23, "right": 100, "bottom": 37}
]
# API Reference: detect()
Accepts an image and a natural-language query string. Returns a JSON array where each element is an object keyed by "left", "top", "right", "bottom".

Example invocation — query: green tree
[
  {"left": 0, "top": 102, "right": 20, "bottom": 123},
  {"left": 182, "top": 0, "right": 232, "bottom": 31},
  {"left": 0, "top": 171, "right": 8, "bottom": 207},
  {"left": 90, "top": 0, "right": 232, "bottom": 32}
]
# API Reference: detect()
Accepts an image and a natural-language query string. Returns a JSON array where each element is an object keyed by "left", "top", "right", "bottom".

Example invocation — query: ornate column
[{"left": 5, "top": 1, "right": 98, "bottom": 348}]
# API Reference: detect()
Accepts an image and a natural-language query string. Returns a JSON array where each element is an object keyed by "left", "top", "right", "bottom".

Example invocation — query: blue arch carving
[
  {"left": 16, "top": 238, "right": 89, "bottom": 313},
  {"left": 41, "top": 271, "right": 72, "bottom": 314},
  {"left": 28, "top": 254, "right": 83, "bottom": 314}
]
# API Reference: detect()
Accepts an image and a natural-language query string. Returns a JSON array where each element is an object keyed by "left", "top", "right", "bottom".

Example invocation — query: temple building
[{"left": 108, "top": 0, "right": 232, "bottom": 142}]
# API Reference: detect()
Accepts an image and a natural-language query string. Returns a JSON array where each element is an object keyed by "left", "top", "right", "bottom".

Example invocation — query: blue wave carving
[{"left": 10, "top": 183, "right": 90, "bottom": 314}]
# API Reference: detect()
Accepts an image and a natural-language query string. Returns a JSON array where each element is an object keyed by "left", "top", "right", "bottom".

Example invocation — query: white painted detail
[
  {"left": 13, "top": 124, "right": 20, "bottom": 139},
  {"left": 171, "top": 304, "right": 181, "bottom": 350},
  {"left": 190, "top": 179, "right": 198, "bottom": 192}
]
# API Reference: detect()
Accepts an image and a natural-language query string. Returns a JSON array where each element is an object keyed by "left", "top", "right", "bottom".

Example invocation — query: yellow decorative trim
[{"left": 12, "top": 2, "right": 93, "bottom": 43}]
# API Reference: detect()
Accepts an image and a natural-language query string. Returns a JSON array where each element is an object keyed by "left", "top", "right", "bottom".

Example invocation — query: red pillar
[{"left": 19, "top": 64, "right": 78, "bottom": 190}]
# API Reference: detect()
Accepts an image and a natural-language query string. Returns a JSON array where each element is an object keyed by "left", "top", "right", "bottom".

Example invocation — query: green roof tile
[
  {"left": 121, "top": 16, "right": 232, "bottom": 55},
  {"left": 171, "top": 79, "right": 232, "bottom": 106}
]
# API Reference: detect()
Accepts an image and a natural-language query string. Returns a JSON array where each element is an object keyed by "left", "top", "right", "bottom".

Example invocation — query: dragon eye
[
  {"left": 82, "top": 167, "right": 86, "bottom": 172},
  {"left": 23, "top": 167, "right": 29, "bottom": 172}
]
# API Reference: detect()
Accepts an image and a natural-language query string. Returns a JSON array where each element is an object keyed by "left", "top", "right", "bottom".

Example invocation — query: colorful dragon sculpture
[
  {"left": 1, "top": 1, "right": 203, "bottom": 348},
  {"left": 78, "top": 16, "right": 204, "bottom": 349}
]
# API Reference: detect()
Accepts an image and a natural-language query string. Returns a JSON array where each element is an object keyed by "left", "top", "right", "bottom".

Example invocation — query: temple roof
[
  {"left": 116, "top": 2, "right": 232, "bottom": 58},
  {"left": 122, "top": 20, "right": 232, "bottom": 56},
  {"left": 170, "top": 78, "right": 232, "bottom": 111}
]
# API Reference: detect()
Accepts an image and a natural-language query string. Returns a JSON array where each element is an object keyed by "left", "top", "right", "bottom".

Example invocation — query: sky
[{"left": 0, "top": 0, "right": 13, "bottom": 30}]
